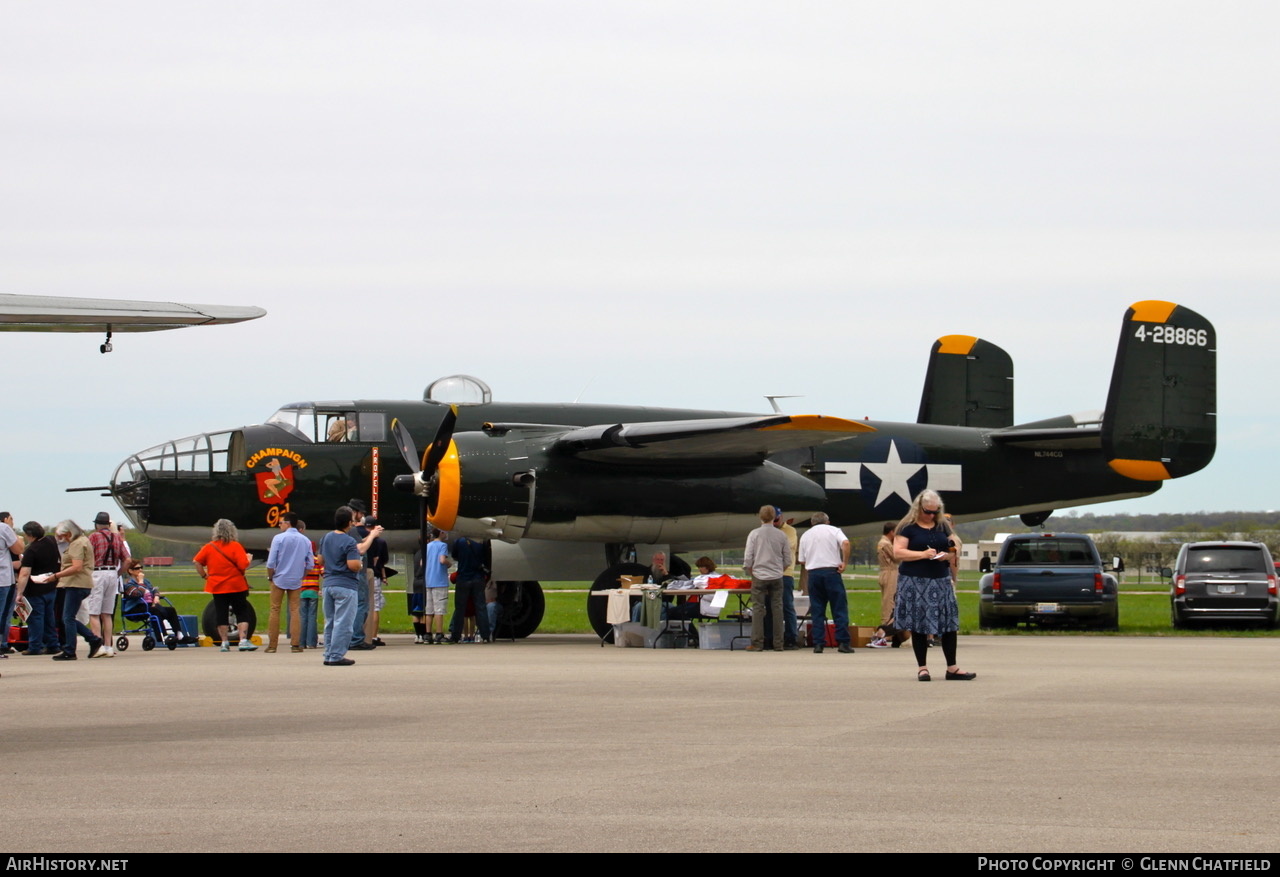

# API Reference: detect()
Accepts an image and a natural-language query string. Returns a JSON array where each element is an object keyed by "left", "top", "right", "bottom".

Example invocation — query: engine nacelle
[{"left": 431, "top": 430, "right": 827, "bottom": 544}]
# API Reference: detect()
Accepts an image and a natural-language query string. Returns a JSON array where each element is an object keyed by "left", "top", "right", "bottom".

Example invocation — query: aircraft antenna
[
  {"left": 573, "top": 373, "right": 598, "bottom": 404},
  {"left": 764, "top": 394, "right": 801, "bottom": 414}
]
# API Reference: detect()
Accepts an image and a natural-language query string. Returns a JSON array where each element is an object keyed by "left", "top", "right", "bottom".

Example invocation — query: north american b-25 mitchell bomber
[{"left": 93, "top": 300, "right": 1215, "bottom": 638}]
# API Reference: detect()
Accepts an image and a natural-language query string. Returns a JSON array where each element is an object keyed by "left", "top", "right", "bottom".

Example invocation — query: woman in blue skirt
[{"left": 893, "top": 490, "right": 976, "bottom": 682}]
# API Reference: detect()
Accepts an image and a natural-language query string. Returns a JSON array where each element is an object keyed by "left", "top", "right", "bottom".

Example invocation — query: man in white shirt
[{"left": 798, "top": 511, "right": 853, "bottom": 654}]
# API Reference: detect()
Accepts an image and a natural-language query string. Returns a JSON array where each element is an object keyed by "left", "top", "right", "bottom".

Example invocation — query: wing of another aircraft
[
  {"left": 0, "top": 294, "right": 266, "bottom": 332},
  {"left": 554, "top": 414, "right": 875, "bottom": 464}
]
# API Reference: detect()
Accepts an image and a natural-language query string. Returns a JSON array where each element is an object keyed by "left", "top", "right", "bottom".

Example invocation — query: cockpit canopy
[
  {"left": 264, "top": 377, "right": 491, "bottom": 443},
  {"left": 266, "top": 404, "right": 388, "bottom": 444}
]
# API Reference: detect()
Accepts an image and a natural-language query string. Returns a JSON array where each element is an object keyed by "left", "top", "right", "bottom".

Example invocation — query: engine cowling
[{"left": 425, "top": 430, "right": 827, "bottom": 544}]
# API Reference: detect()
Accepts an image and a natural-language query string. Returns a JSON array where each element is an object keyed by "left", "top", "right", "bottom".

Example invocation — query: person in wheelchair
[{"left": 122, "top": 561, "right": 196, "bottom": 645}]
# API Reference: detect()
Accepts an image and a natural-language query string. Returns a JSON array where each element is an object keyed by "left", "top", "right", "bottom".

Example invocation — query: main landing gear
[
  {"left": 586, "top": 563, "right": 651, "bottom": 643},
  {"left": 492, "top": 581, "right": 545, "bottom": 640},
  {"left": 586, "top": 546, "right": 692, "bottom": 643}
]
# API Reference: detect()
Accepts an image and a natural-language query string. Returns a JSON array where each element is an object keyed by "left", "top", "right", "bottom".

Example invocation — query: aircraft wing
[
  {"left": 554, "top": 414, "right": 875, "bottom": 464},
  {"left": 0, "top": 294, "right": 267, "bottom": 333}
]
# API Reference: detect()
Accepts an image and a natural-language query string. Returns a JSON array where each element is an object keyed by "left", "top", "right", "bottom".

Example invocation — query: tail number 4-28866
[{"left": 1134, "top": 325, "right": 1208, "bottom": 346}]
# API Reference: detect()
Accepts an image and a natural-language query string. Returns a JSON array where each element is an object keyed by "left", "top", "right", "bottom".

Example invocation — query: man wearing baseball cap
[{"left": 86, "top": 512, "right": 128, "bottom": 657}]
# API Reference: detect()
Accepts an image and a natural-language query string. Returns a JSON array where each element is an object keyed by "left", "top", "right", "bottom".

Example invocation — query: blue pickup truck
[{"left": 978, "top": 533, "right": 1119, "bottom": 630}]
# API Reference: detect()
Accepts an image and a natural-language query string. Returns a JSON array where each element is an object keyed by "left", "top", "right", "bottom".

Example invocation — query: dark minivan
[{"left": 1166, "top": 542, "right": 1279, "bottom": 628}]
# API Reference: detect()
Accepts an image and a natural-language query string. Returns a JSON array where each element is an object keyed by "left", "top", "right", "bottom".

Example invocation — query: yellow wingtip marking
[
  {"left": 936, "top": 334, "right": 978, "bottom": 355},
  {"left": 1109, "top": 459, "right": 1172, "bottom": 481},
  {"left": 1128, "top": 300, "right": 1178, "bottom": 323},
  {"left": 762, "top": 416, "right": 876, "bottom": 434}
]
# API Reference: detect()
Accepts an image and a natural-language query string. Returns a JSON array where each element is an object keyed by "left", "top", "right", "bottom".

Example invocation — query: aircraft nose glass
[
  {"left": 120, "top": 430, "right": 239, "bottom": 476},
  {"left": 110, "top": 455, "right": 150, "bottom": 523},
  {"left": 107, "top": 429, "right": 243, "bottom": 526}
]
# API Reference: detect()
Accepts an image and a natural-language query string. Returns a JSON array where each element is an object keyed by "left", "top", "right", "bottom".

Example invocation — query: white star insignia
[
  {"left": 822, "top": 444, "right": 963, "bottom": 503},
  {"left": 860, "top": 440, "right": 923, "bottom": 508}
]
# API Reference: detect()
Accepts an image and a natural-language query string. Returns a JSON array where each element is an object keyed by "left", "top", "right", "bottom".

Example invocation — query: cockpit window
[
  {"left": 324, "top": 413, "right": 357, "bottom": 442},
  {"left": 267, "top": 406, "right": 316, "bottom": 442},
  {"left": 424, "top": 375, "right": 491, "bottom": 405},
  {"left": 269, "top": 404, "right": 385, "bottom": 443},
  {"left": 358, "top": 412, "right": 386, "bottom": 442}
]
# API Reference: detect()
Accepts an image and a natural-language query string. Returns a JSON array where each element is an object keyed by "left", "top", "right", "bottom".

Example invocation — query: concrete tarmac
[{"left": 6, "top": 634, "right": 1278, "bottom": 853}]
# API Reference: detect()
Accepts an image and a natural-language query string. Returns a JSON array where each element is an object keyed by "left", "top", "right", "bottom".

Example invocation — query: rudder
[
  {"left": 1102, "top": 300, "right": 1216, "bottom": 480},
  {"left": 917, "top": 334, "right": 1014, "bottom": 428}
]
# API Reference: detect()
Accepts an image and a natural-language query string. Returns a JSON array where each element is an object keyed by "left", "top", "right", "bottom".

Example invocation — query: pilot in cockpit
[{"left": 326, "top": 417, "right": 357, "bottom": 442}]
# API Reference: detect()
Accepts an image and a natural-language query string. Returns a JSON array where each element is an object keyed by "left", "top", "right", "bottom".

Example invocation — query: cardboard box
[
  {"left": 850, "top": 625, "right": 878, "bottom": 648},
  {"left": 804, "top": 623, "right": 885, "bottom": 648},
  {"left": 618, "top": 575, "right": 645, "bottom": 588}
]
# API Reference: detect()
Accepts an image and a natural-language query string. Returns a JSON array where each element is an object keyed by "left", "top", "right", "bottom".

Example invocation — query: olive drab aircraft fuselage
[{"left": 96, "top": 301, "right": 1216, "bottom": 638}]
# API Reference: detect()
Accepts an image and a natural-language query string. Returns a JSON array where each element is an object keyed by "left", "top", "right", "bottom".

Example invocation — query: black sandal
[
  {"left": 917, "top": 668, "right": 931, "bottom": 682},
  {"left": 945, "top": 669, "right": 976, "bottom": 681}
]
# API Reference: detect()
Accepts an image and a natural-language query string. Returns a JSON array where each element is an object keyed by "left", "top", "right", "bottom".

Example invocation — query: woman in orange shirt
[{"left": 193, "top": 519, "right": 256, "bottom": 652}]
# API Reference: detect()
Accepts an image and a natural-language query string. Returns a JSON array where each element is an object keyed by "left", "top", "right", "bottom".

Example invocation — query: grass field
[{"left": 137, "top": 566, "right": 1276, "bottom": 639}]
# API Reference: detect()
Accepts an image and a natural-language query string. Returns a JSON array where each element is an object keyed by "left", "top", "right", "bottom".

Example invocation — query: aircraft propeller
[
  {"left": 391, "top": 406, "right": 459, "bottom": 543},
  {"left": 422, "top": 404, "right": 458, "bottom": 478},
  {"left": 390, "top": 417, "right": 421, "bottom": 477}
]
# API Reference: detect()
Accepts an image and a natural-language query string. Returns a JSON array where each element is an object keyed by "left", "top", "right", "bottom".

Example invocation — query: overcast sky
[{"left": 2, "top": 1, "right": 1278, "bottom": 528}]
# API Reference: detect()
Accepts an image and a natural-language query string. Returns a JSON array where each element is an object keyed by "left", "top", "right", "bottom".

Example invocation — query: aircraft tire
[
  {"left": 493, "top": 581, "right": 544, "bottom": 639},
  {"left": 200, "top": 600, "right": 258, "bottom": 644},
  {"left": 587, "top": 562, "right": 651, "bottom": 643}
]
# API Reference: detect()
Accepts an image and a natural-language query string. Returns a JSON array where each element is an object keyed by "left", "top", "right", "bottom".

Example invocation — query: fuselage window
[{"left": 358, "top": 412, "right": 386, "bottom": 443}]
